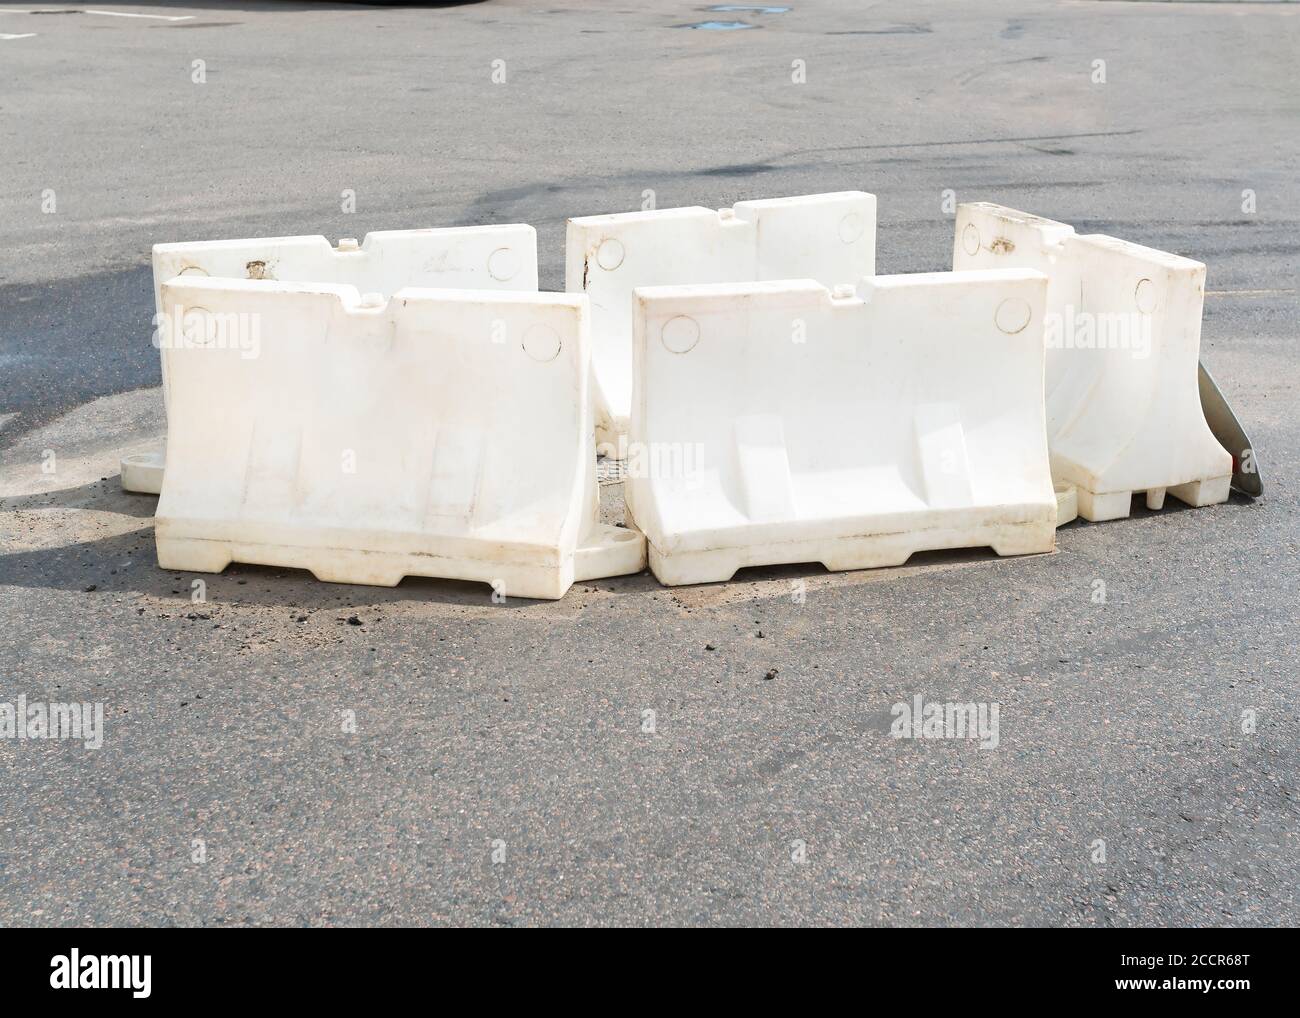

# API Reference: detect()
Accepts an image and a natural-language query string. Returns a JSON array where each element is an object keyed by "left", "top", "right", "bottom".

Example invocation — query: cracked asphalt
[{"left": 1, "top": 0, "right": 1297, "bottom": 926}]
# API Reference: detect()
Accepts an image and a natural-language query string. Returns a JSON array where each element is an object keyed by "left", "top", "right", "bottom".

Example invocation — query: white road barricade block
[
  {"left": 626, "top": 270, "right": 1057, "bottom": 586},
  {"left": 953, "top": 203, "right": 1233, "bottom": 521},
  {"left": 567, "top": 192, "right": 877, "bottom": 448},
  {"left": 123, "top": 225, "right": 539, "bottom": 493},
  {"left": 153, "top": 277, "right": 645, "bottom": 599}
]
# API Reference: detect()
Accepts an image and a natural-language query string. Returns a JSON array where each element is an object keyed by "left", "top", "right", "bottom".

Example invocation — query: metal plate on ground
[{"left": 1199, "top": 361, "right": 1263, "bottom": 497}]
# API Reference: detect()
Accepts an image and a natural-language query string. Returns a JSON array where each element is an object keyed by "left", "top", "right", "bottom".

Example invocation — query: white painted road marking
[
  {"left": 1207, "top": 289, "right": 1298, "bottom": 298},
  {"left": 1, "top": 33, "right": 38, "bottom": 40},
  {"left": 1, "top": 8, "right": 196, "bottom": 20},
  {"left": 84, "top": 9, "right": 196, "bottom": 20}
]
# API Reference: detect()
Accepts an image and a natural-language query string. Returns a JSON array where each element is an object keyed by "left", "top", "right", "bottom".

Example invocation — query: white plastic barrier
[
  {"left": 123, "top": 225, "right": 539, "bottom": 493},
  {"left": 953, "top": 204, "right": 1232, "bottom": 521},
  {"left": 626, "top": 270, "right": 1057, "bottom": 585},
  {"left": 566, "top": 192, "right": 876, "bottom": 447},
  {"left": 153, "top": 276, "right": 645, "bottom": 599}
]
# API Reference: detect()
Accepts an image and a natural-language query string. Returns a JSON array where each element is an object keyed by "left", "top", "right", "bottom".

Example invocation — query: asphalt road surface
[{"left": 1, "top": 0, "right": 1297, "bottom": 927}]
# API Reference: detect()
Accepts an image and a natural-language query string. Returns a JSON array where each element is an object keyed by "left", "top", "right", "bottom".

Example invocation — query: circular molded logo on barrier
[
  {"left": 596, "top": 238, "right": 625, "bottom": 272},
  {"left": 488, "top": 246, "right": 522, "bottom": 282},
  {"left": 522, "top": 323, "right": 562, "bottom": 362},
  {"left": 994, "top": 297, "right": 1032, "bottom": 335},
  {"left": 838, "top": 212, "right": 865, "bottom": 244},
  {"left": 181, "top": 306, "right": 216, "bottom": 347},
  {"left": 1134, "top": 277, "right": 1157, "bottom": 314},
  {"left": 661, "top": 315, "right": 700, "bottom": 354}
]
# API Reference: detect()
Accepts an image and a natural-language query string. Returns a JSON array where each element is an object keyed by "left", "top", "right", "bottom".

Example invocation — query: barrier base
[
  {"left": 156, "top": 519, "right": 643, "bottom": 601},
  {"left": 642, "top": 516, "right": 1055, "bottom": 587},
  {"left": 574, "top": 523, "right": 646, "bottom": 583},
  {"left": 1074, "top": 475, "right": 1231, "bottom": 522},
  {"left": 1054, "top": 484, "right": 1079, "bottom": 527}
]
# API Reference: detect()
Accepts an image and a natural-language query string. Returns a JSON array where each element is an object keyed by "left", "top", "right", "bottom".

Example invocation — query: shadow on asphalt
[{"left": 1, "top": 473, "right": 1261, "bottom": 608}]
